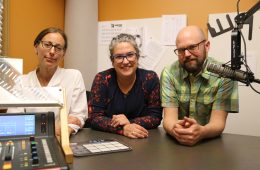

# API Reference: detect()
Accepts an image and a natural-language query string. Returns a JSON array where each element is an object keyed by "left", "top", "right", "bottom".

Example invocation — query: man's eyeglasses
[
  {"left": 174, "top": 40, "right": 206, "bottom": 56},
  {"left": 40, "top": 41, "right": 65, "bottom": 54},
  {"left": 112, "top": 52, "right": 137, "bottom": 63}
]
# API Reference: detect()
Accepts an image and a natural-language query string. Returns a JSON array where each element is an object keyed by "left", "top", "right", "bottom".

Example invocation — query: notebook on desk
[{"left": 70, "top": 139, "right": 132, "bottom": 157}]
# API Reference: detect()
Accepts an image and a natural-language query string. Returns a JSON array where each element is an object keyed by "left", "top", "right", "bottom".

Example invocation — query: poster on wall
[{"left": 97, "top": 16, "right": 187, "bottom": 75}]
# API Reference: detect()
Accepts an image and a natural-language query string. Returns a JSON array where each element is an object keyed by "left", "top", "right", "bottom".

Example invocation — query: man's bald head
[
  {"left": 176, "top": 26, "right": 206, "bottom": 45},
  {"left": 174, "top": 25, "right": 210, "bottom": 75}
]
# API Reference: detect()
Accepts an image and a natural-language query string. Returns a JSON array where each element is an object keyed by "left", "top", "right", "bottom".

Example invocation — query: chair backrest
[
  {"left": 84, "top": 90, "right": 91, "bottom": 128},
  {"left": 86, "top": 90, "right": 91, "bottom": 102}
]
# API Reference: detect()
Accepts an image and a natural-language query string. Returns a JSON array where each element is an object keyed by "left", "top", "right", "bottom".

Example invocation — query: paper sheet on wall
[
  {"left": 139, "top": 40, "right": 165, "bottom": 70},
  {"left": 161, "top": 15, "right": 187, "bottom": 46},
  {"left": 98, "top": 22, "right": 126, "bottom": 45},
  {"left": 98, "top": 22, "right": 146, "bottom": 53}
]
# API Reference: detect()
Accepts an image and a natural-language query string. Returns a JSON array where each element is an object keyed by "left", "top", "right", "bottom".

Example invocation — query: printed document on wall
[
  {"left": 139, "top": 40, "right": 165, "bottom": 70},
  {"left": 98, "top": 21, "right": 146, "bottom": 49},
  {"left": 161, "top": 15, "right": 187, "bottom": 46}
]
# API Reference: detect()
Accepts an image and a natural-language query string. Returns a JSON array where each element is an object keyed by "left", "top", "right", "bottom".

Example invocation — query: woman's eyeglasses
[
  {"left": 40, "top": 41, "right": 65, "bottom": 54},
  {"left": 112, "top": 52, "right": 137, "bottom": 63}
]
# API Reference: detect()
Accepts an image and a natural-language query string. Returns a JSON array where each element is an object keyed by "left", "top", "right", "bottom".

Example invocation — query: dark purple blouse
[{"left": 88, "top": 68, "right": 162, "bottom": 135}]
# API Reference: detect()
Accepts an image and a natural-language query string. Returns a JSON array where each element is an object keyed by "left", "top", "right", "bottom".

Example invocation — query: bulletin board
[{"left": 97, "top": 16, "right": 186, "bottom": 77}]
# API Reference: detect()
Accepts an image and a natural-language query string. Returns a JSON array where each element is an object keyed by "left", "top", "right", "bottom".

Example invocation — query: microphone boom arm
[
  {"left": 231, "top": 1, "right": 260, "bottom": 70},
  {"left": 235, "top": 1, "right": 260, "bottom": 25}
]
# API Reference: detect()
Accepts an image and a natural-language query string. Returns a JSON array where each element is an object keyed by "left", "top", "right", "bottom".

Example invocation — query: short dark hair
[
  {"left": 34, "top": 27, "right": 68, "bottom": 51},
  {"left": 109, "top": 33, "right": 140, "bottom": 61}
]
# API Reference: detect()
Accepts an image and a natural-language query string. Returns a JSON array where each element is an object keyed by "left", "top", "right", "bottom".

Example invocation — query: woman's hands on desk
[
  {"left": 111, "top": 114, "right": 130, "bottom": 127},
  {"left": 123, "top": 123, "right": 149, "bottom": 139},
  {"left": 111, "top": 114, "right": 148, "bottom": 139}
]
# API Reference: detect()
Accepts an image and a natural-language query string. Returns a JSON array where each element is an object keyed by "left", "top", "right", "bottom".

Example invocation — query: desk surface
[{"left": 69, "top": 128, "right": 260, "bottom": 170}]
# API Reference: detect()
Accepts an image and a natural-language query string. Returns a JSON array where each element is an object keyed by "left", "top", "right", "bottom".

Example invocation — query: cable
[{"left": 236, "top": 0, "right": 240, "bottom": 15}]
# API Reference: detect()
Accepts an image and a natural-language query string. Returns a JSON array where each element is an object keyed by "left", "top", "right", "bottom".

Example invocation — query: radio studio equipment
[
  {"left": 0, "top": 112, "right": 69, "bottom": 170},
  {"left": 206, "top": 61, "right": 260, "bottom": 85},
  {"left": 231, "top": 1, "right": 260, "bottom": 70},
  {"left": 0, "top": 58, "right": 73, "bottom": 166},
  {"left": 207, "top": 1, "right": 260, "bottom": 93}
]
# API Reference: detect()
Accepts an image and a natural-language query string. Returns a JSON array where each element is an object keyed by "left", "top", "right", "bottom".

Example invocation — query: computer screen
[{"left": 0, "top": 114, "right": 35, "bottom": 137}]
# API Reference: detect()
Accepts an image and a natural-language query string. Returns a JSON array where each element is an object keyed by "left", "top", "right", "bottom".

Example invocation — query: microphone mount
[
  {"left": 231, "top": 1, "right": 260, "bottom": 70},
  {"left": 234, "top": 1, "right": 260, "bottom": 26}
]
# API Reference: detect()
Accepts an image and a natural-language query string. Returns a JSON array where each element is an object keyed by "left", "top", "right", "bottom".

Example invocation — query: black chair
[
  {"left": 83, "top": 90, "right": 91, "bottom": 128},
  {"left": 86, "top": 90, "right": 91, "bottom": 102}
]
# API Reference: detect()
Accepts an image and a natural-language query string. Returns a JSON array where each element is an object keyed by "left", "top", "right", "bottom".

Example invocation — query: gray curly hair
[{"left": 109, "top": 33, "right": 140, "bottom": 62}]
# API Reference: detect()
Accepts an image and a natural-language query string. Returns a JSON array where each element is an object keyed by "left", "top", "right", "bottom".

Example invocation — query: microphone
[
  {"left": 206, "top": 62, "right": 260, "bottom": 85},
  {"left": 231, "top": 29, "right": 242, "bottom": 70}
]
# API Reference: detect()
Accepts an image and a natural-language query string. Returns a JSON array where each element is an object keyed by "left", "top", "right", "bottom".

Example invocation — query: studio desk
[{"left": 69, "top": 127, "right": 260, "bottom": 170}]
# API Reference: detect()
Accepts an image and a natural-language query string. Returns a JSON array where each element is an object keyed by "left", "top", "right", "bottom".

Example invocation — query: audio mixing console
[{"left": 0, "top": 112, "right": 69, "bottom": 170}]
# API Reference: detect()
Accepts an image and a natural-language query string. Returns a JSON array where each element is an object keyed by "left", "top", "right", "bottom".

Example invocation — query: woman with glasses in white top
[
  {"left": 88, "top": 33, "right": 162, "bottom": 139},
  {"left": 8, "top": 27, "right": 87, "bottom": 136}
]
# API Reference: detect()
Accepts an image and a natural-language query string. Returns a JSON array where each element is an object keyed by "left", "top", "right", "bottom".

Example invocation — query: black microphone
[
  {"left": 206, "top": 62, "right": 260, "bottom": 85},
  {"left": 231, "top": 28, "right": 242, "bottom": 70}
]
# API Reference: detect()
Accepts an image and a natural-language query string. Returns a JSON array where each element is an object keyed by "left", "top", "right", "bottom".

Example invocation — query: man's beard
[{"left": 182, "top": 58, "right": 204, "bottom": 74}]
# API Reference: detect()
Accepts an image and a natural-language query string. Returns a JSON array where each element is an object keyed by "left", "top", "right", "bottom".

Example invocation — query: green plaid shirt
[{"left": 160, "top": 57, "right": 239, "bottom": 125}]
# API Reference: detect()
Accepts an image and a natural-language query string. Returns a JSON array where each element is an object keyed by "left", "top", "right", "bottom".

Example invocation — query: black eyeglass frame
[
  {"left": 40, "top": 41, "right": 65, "bottom": 53},
  {"left": 112, "top": 51, "right": 137, "bottom": 63},
  {"left": 174, "top": 40, "right": 206, "bottom": 56}
]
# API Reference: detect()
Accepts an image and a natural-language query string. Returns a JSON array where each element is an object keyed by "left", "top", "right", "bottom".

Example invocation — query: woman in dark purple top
[{"left": 88, "top": 33, "right": 162, "bottom": 139}]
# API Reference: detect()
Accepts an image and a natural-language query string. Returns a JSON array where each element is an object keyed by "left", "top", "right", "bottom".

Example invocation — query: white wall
[{"left": 64, "top": 0, "right": 98, "bottom": 91}]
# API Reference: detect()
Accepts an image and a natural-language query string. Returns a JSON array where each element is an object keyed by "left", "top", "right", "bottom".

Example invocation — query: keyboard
[{"left": 70, "top": 139, "right": 132, "bottom": 157}]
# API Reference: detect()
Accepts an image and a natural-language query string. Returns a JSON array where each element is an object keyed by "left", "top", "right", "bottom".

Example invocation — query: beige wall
[
  {"left": 98, "top": 0, "right": 258, "bottom": 34},
  {"left": 5, "top": 0, "right": 65, "bottom": 74}
]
